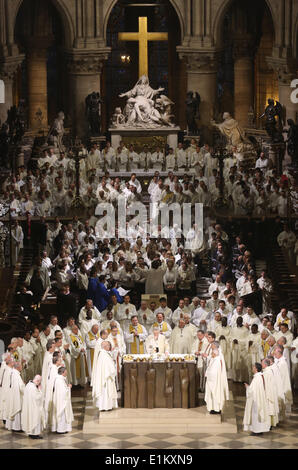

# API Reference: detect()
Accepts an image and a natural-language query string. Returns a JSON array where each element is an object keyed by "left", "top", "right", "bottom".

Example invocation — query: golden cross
[{"left": 118, "top": 17, "right": 168, "bottom": 77}]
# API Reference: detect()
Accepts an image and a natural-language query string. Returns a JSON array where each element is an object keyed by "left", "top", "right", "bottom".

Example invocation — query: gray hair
[
  {"left": 58, "top": 366, "right": 67, "bottom": 375},
  {"left": 278, "top": 336, "right": 287, "bottom": 345},
  {"left": 46, "top": 339, "right": 55, "bottom": 351}
]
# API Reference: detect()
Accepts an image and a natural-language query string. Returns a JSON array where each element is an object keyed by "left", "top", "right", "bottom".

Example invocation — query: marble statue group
[{"left": 111, "top": 75, "right": 175, "bottom": 129}]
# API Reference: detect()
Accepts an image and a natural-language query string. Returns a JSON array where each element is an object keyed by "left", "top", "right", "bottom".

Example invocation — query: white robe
[
  {"left": 275, "top": 356, "right": 293, "bottom": 415},
  {"left": 205, "top": 355, "right": 229, "bottom": 412},
  {"left": 270, "top": 363, "right": 286, "bottom": 421},
  {"left": 41, "top": 351, "right": 53, "bottom": 396},
  {"left": 5, "top": 369, "right": 25, "bottom": 431},
  {"left": 263, "top": 367, "right": 279, "bottom": 427},
  {"left": 44, "top": 364, "right": 59, "bottom": 426},
  {"left": 0, "top": 364, "right": 13, "bottom": 420},
  {"left": 243, "top": 372, "right": 271, "bottom": 433},
  {"left": 51, "top": 375, "right": 73, "bottom": 433},
  {"left": 91, "top": 349, "right": 118, "bottom": 411},
  {"left": 21, "top": 381, "right": 45, "bottom": 436},
  {"left": 145, "top": 334, "right": 170, "bottom": 354},
  {"left": 169, "top": 327, "right": 193, "bottom": 354}
]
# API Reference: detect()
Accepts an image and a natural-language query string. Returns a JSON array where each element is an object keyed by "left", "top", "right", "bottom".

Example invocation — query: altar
[
  {"left": 122, "top": 354, "right": 198, "bottom": 409},
  {"left": 109, "top": 126, "right": 181, "bottom": 151}
]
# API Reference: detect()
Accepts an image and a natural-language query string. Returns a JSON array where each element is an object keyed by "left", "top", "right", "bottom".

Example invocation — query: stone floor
[{"left": 0, "top": 382, "right": 297, "bottom": 449}]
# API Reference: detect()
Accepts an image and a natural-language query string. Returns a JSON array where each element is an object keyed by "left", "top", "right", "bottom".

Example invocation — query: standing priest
[
  {"left": 124, "top": 316, "right": 148, "bottom": 354},
  {"left": 91, "top": 341, "right": 118, "bottom": 412},
  {"left": 204, "top": 347, "right": 229, "bottom": 414}
]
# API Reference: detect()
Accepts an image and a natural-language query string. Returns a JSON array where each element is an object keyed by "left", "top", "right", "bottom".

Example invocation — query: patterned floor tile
[{"left": 0, "top": 383, "right": 296, "bottom": 449}]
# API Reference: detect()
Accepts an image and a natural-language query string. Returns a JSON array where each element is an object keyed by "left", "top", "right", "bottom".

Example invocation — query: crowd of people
[
  {"left": 0, "top": 137, "right": 297, "bottom": 440},
  {"left": 2, "top": 139, "right": 296, "bottom": 224}
]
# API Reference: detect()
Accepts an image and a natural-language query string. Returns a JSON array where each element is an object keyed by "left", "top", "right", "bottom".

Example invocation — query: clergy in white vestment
[
  {"left": 215, "top": 317, "right": 231, "bottom": 371},
  {"left": 101, "top": 310, "right": 122, "bottom": 333},
  {"left": 90, "top": 329, "right": 109, "bottom": 387},
  {"left": 192, "top": 299, "right": 210, "bottom": 331},
  {"left": 267, "top": 355, "right": 286, "bottom": 422},
  {"left": 41, "top": 339, "right": 56, "bottom": 396},
  {"left": 205, "top": 348, "right": 229, "bottom": 414},
  {"left": 137, "top": 301, "right": 156, "bottom": 330},
  {"left": 54, "top": 331, "right": 72, "bottom": 384},
  {"left": 242, "top": 307, "right": 261, "bottom": 330},
  {"left": 183, "top": 313, "right": 197, "bottom": 343},
  {"left": 48, "top": 315, "right": 63, "bottom": 339},
  {"left": 108, "top": 325, "right": 126, "bottom": 391},
  {"left": 276, "top": 336, "right": 291, "bottom": 373},
  {"left": 69, "top": 325, "right": 88, "bottom": 386},
  {"left": 246, "top": 324, "right": 262, "bottom": 382},
  {"left": 151, "top": 147, "right": 164, "bottom": 170},
  {"left": 22, "top": 332, "right": 35, "bottom": 383},
  {"left": 169, "top": 320, "right": 193, "bottom": 354},
  {"left": 191, "top": 330, "right": 209, "bottom": 391},
  {"left": 229, "top": 317, "right": 249, "bottom": 383},
  {"left": 80, "top": 314, "right": 99, "bottom": 342},
  {"left": 171, "top": 299, "right": 189, "bottom": 326},
  {"left": 274, "top": 346, "right": 293, "bottom": 416},
  {"left": 51, "top": 367, "right": 74, "bottom": 434},
  {"left": 117, "top": 295, "right": 137, "bottom": 331},
  {"left": 154, "top": 298, "right": 173, "bottom": 324},
  {"left": 0, "top": 355, "right": 14, "bottom": 421},
  {"left": 124, "top": 316, "right": 148, "bottom": 354},
  {"left": 243, "top": 363, "right": 270, "bottom": 435},
  {"left": 92, "top": 341, "right": 118, "bottom": 411},
  {"left": 145, "top": 327, "right": 170, "bottom": 355},
  {"left": 261, "top": 359, "right": 279, "bottom": 428},
  {"left": 85, "top": 324, "right": 101, "bottom": 379},
  {"left": 44, "top": 354, "right": 63, "bottom": 426},
  {"left": 21, "top": 375, "right": 45, "bottom": 439},
  {"left": 29, "top": 328, "right": 44, "bottom": 376},
  {"left": 150, "top": 313, "right": 172, "bottom": 340},
  {"left": 78, "top": 299, "right": 101, "bottom": 324},
  {"left": 5, "top": 362, "right": 25, "bottom": 431},
  {"left": 291, "top": 337, "right": 298, "bottom": 389}
]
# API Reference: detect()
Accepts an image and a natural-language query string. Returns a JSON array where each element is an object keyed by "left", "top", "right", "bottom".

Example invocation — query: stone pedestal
[
  {"left": 67, "top": 50, "right": 109, "bottom": 138},
  {"left": 262, "top": 140, "right": 286, "bottom": 175},
  {"left": 109, "top": 127, "right": 181, "bottom": 151},
  {"left": 178, "top": 50, "right": 218, "bottom": 129}
]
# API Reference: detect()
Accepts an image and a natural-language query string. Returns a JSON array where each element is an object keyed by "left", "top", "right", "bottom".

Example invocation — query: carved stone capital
[
  {"left": 0, "top": 55, "right": 25, "bottom": 81},
  {"left": 266, "top": 57, "right": 297, "bottom": 85},
  {"left": 65, "top": 49, "right": 110, "bottom": 75},
  {"left": 178, "top": 49, "right": 219, "bottom": 74}
]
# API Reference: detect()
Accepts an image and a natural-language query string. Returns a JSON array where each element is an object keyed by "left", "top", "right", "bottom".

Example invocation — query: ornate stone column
[
  {"left": 178, "top": 49, "right": 218, "bottom": 129},
  {"left": 266, "top": 57, "right": 298, "bottom": 122},
  {"left": 66, "top": 50, "right": 109, "bottom": 137},
  {"left": 26, "top": 39, "right": 53, "bottom": 129},
  {"left": 233, "top": 35, "right": 255, "bottom": 128},
  {"left": 0, "top": 55, "right": 24, "bottom": 124}
]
